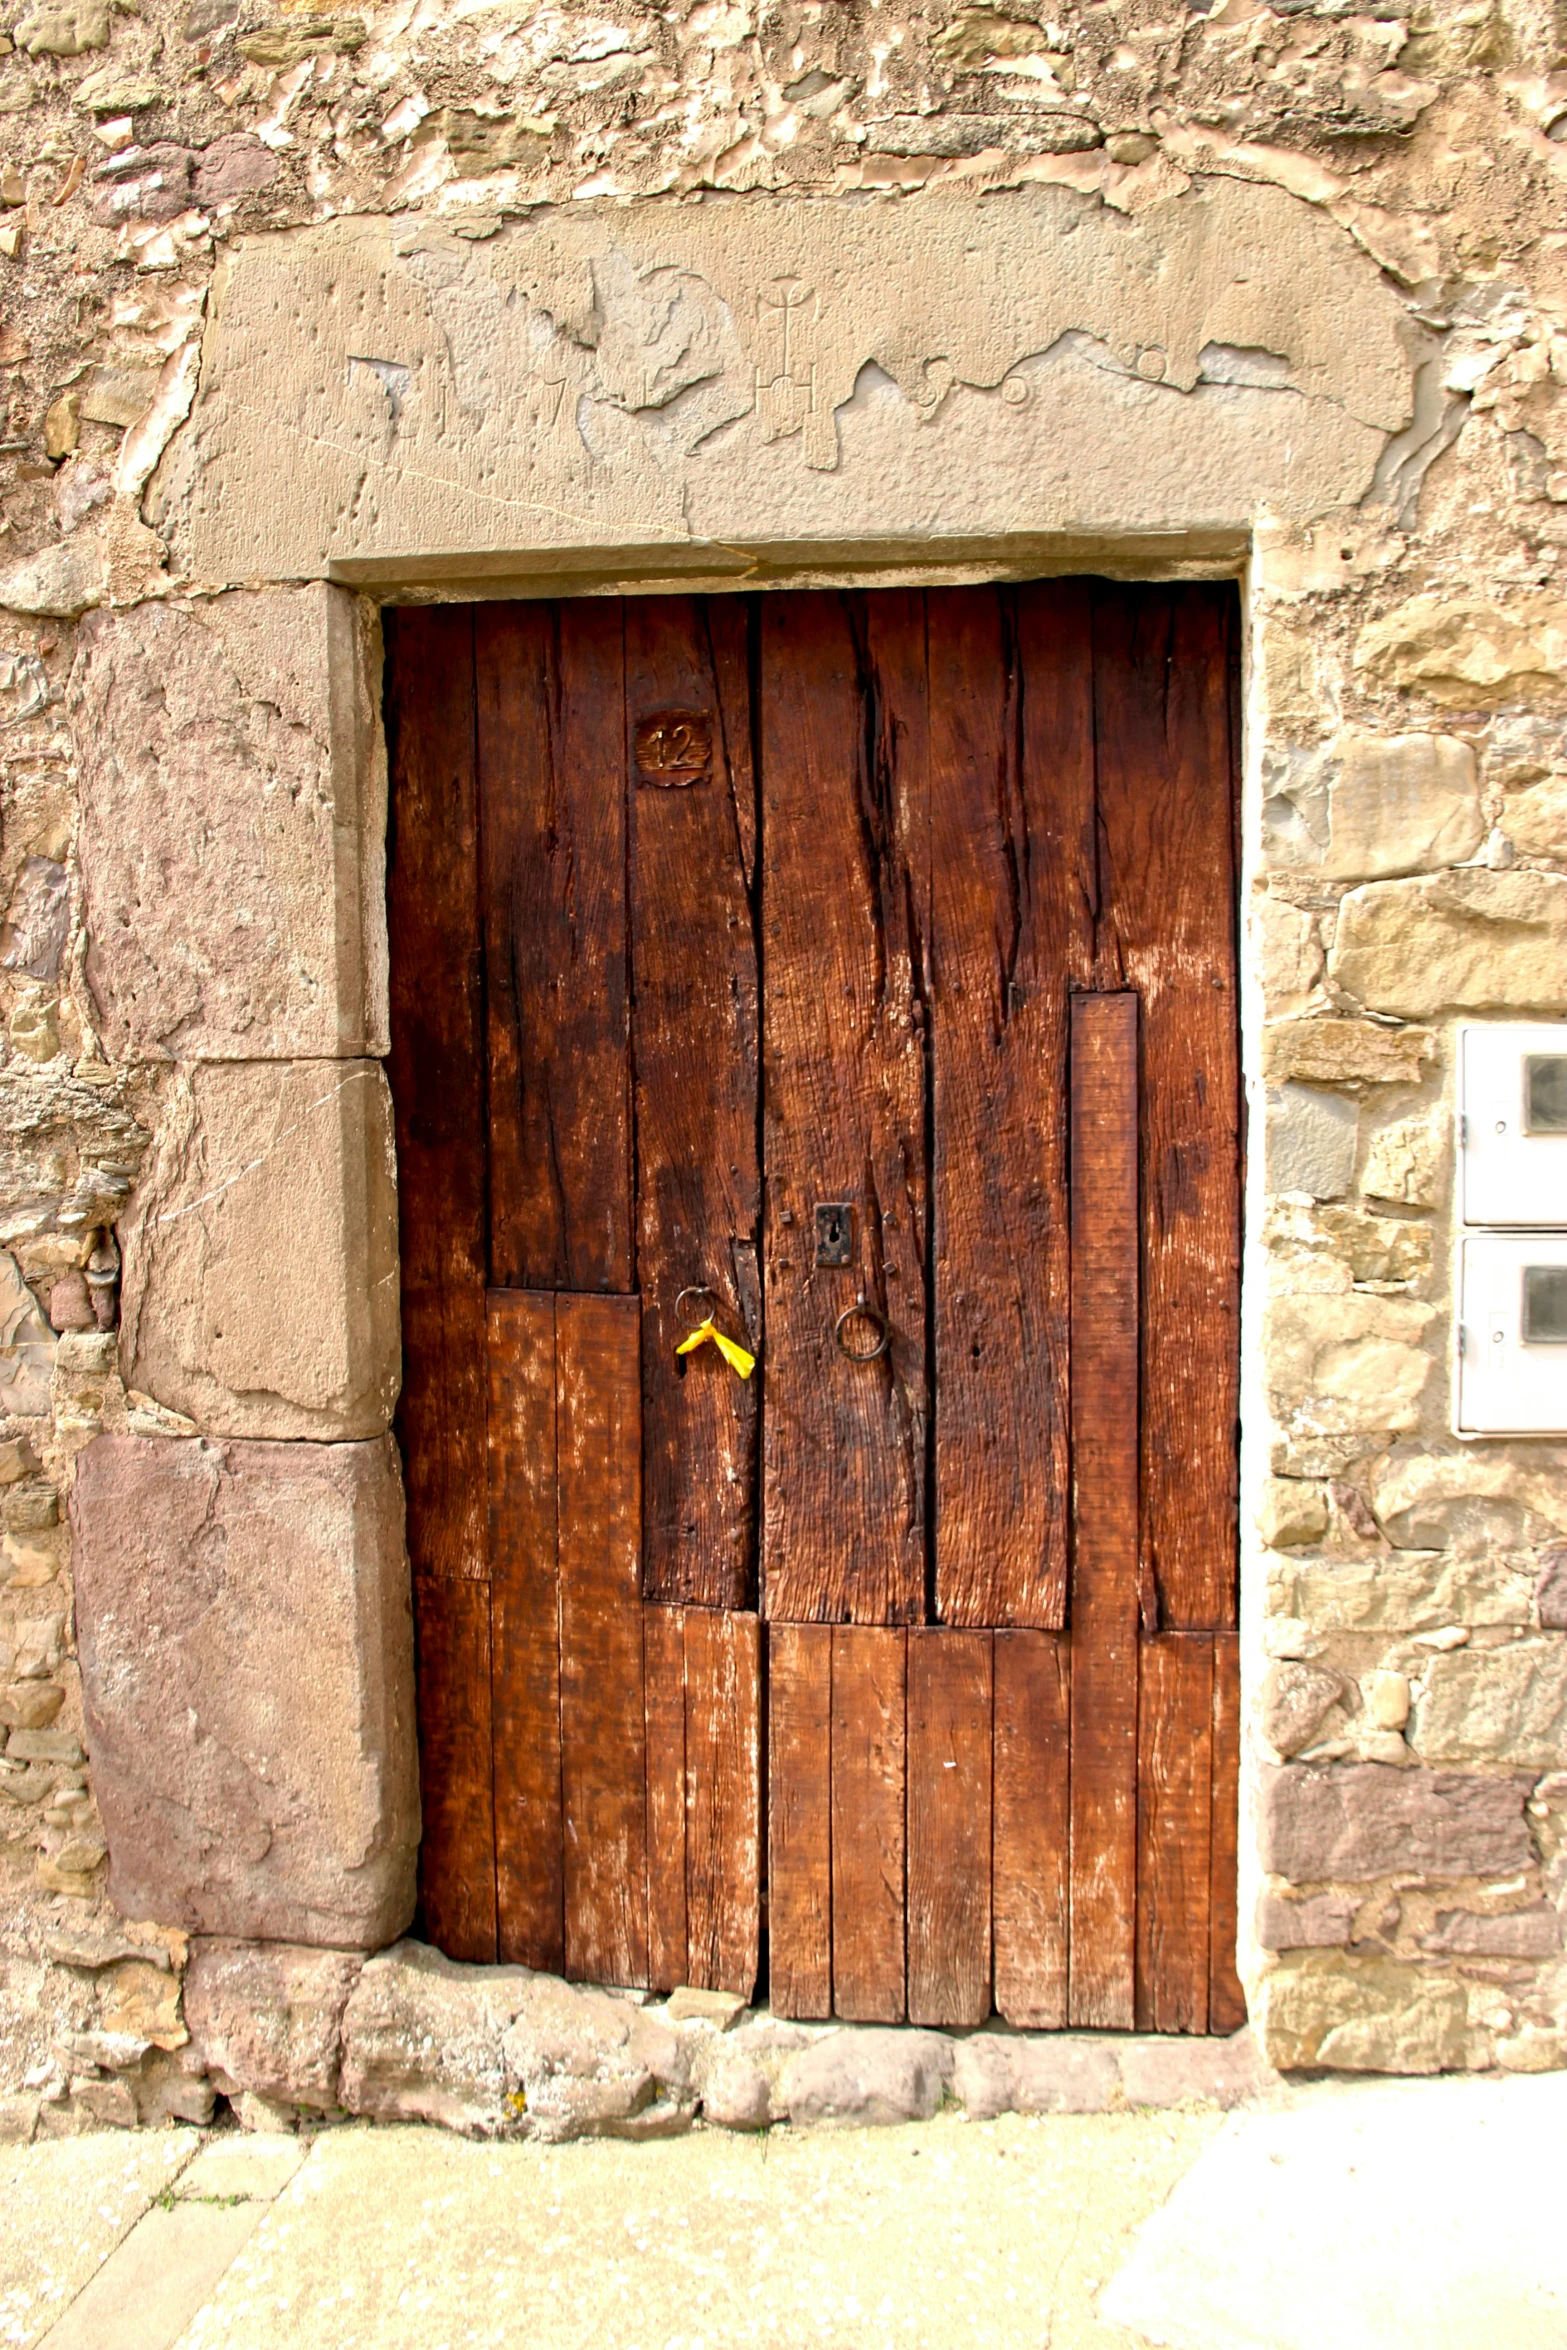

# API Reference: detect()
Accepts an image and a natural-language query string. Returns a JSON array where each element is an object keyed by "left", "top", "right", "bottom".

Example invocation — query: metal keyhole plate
[{"left": 814, "top": 1202, "right": 853, "bottom": 1267}]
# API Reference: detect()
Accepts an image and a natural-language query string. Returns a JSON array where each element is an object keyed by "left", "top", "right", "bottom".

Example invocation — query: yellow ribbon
[{"left": 674, "top": 1318, "right": 756, "bottom": 1380}]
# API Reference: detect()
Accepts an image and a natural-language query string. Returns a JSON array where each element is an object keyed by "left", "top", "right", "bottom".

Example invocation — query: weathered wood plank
[
  {"left": 831, "top": 1625, "right": 907, "bottom": 2021},
  {"left": 761, "top": 592, "right": 929, "bottom": 1626},
  {"left": 385, "top": 603, "right": 488, "bottom": 1585},
  {"left": 1091, "top": 584, "right": 1239, "bottom": 1631},
  {"left": 412, "top": 1573, "right": 496, "bottom": 1962},
  {"left": 685, "top": 1608, "right": 762, "bottom": 1998},
  {"left": 993, "top": 1628, "right": 1070, "bottom": 2030},
  {"left": 931, "top": 583, "right": 1092, "bottom": 1627},
  {"left": 768, "top": 1622, "right": 832, "bottom": 2020},
  {"left": 477, "top": 600, "right": 633, "bottom": 1295},
  {"left": 643, "top": 1603, "right": 688, "bottom": 1994},
  {"left": 907, "top": 1629, "right": 992, "bottom": 2028},
  {"left": 1068, "top": 990, "right": 1140, "bottom": 2031},
  {"left": 627, "top": 597, "right": 760, "bottom": 1610},
  {"left": 556, "top": 1291, "right": 648, "bottom": 1987},
  {"left": 488, "top": 1290, "right": 563, "bottom": 1973},
  {"left": 1135, "top": 1633, "right": 1213, "bottom": 2034},
  {"left": 1209, "top": 1630, "right": 1247, "bottom": 2034}
]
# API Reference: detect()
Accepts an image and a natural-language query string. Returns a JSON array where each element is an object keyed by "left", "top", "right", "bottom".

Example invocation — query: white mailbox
[
  {"left": 1460, "top": 1024, "right": 1567, "bottom": 1228},
  {"left": 1457, "top": 1234, "right": 1567, "bottom": 1436}
]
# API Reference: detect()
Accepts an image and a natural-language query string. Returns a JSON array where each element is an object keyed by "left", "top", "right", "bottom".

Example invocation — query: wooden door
[{"left": 386, "top": 581, "right": 1243, "bottom": 2032}]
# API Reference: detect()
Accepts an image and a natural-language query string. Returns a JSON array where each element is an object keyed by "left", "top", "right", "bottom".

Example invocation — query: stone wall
[{"left": 3, "top": 0, "right": 1567, "bottom": 2129}]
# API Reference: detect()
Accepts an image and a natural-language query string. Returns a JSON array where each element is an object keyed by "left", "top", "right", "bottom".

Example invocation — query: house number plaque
[{"left": 635, "top": 710, "right": 713, "bottom": 787}]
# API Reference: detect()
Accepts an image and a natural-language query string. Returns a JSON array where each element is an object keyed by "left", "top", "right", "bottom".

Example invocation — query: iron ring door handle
[{"left": 835, "top": 1293, "right": 889, "bottom": 1363}]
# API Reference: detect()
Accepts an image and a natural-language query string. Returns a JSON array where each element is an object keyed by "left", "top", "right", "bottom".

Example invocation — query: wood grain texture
[
  {"left": 1209, "top": 1630, "right": 1247, "bottom": 2034},
  {"left": 478, "top": 600, "right": 633, "bottom": 1295},
  {"left": 931, "top": 584, "right": 1092, "bottom": 1628},
  {"left": 685, "top": 1607, "right": 762, "bottom": 1998},
  {"left": 412, "top": 1572, "right": 496, "bottom": 1962},
  {"left": 1135, "top": 1633, "right": 1213, "bottom": 2034},
  {"left": 627, "top": 597, "right": 760, "bottom": 1609},
  {"left": 488, "top": 1290, "right": 563, "bottom": 1972},
  {"left": 1091, "top": 585, "right": 1239, "bottom": 1632},
  {"left": 1068, "top": 991, "right": 1140, "bottom": 2031},
  {"left": 831, "top": 1626, "right": 907, "bottom": 2021},
  {"left": 386, "top": 604, "right": 488, "bottom": 1585},
  {"left": 644, "top": 1603, "right": 688, "bottom": 1993},
  {"left": 761, "top": 592, "right": 929, "bottom": 1626},
  {"left": 906, "top": 1629, "right": 992, "bottom": 2027},
  {"left": 993, "top": 1628, "right": 1070, "bottom": 2030},
  {"left": 556, "top": 1291, "right": 648, "bottom": 1987},
  {"left": 768, "top": 1621, "right": 832, "bottom": 2020}
]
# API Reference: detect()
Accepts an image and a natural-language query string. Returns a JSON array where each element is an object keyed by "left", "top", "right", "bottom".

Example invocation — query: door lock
[{"left": 814, "top": 1202, "right": 853, "bottom": 1267}]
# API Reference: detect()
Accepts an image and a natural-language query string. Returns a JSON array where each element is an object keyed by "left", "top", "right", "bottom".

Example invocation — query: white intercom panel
[
  {"left": 1457, "top": 1234, "right": 1567, "bottom": 1437},
  {"left": 1460, "top": 1024, "right": 1567, "bottom": 1228}
]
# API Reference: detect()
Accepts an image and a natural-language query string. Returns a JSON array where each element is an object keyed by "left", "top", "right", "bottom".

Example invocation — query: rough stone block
[
  {"left": 1255, "top": 1891, "right": 1359, "bottom": 1950},
  {"left": 1258, "top": 1956, "right": 1469, "bottom": 2073},
  {"left": 1259, "top": 1661, "right": 1346, "bottom": 1758},
  {"left": 1265, "top": 1293, "right": 1435, "bottom": 1437},
  {"left": 782, "top": 2029, "right": 954, "bottom": 2126},
  {"left": 71, "top": 1433, "right": 418, "bottom": 1948},
  {"left": 1257, "top": 1476, "right": 1329, "bottom": 1551},
  {"left": 1355, "top": 592, "right": 1567, "bottom": 709},
  {"left": 1262, "top": 732, "right": 1482, "bottom": 879},
  {"left": 118, "top": 1061, "right": 400, "bottom": 1441},
  {"left": 1267, "top": 1083, "right": 1359, "bottom": 1199},
  {"left": 1117, "top": 2033, "right": 1268, "bottom": 2109},
  {"left": 1421, "top": 1907, "right": 1560, "bottom": 1958},
  {"left": 183, "top": 1941, "right": 364, "bottom": 2110},
  {"left": 1360, "top": 1109, "right": 1447, "bottom": 1208},
  {"left": 502, "top": 1977, "right": 691, "bottom": 2142},
  {"left": 1329, "top": 870, "right": 1567, "bottom": 1020},
  {"left": 1254, "top": 894, "right": 1325, "bottom": 1014},
  {"left": 1372, "top": 1449, "right": 1567, "bottom": 1550},
  {"left": 1263, "top": 1018, "right": 1433, "bottom": 1090},
  {"left": 1409, "top": 1639, "right": 1567, "bottom": 1768},
  {"left": 952, "top": 2033, "right": 1120, "bottom": 2119},
  {"left": 71, "top": 588, "right": 387, "bottom": 1062},
  {"left": 1259, "top": 1763, "right": 1534, "bottom": 1882}
]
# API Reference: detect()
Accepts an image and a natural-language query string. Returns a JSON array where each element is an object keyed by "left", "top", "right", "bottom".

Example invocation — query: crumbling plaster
[{"left": 3, "top": 0, "right": 1567, "bottom": 2137}]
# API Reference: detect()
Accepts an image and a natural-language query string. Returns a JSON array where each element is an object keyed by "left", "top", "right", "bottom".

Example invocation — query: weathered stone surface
[
  {"left": 1257, "top": 1476, "right": 1329, "bottom": 1551},
  {"left": 1266, "top": 1084, "right": 1358, "bottom": 1199},
  {"left": 1422, "top": 1907, "right": 1560, "bottom": 1958},
  {"left": 1537, "top": 1547, "right": 1567, "bottom": 1630},
  {"left": 1409, "top": 1639, "right": 1567, "bottom": 1767},
  {"left": 1256, "top": 1891, "right": 1359, "bottom": 1950},
  {"left": 118, "top": 1060, "right": 400, "bottom": 1441},
  {"left": 1267, "top": 1198, "right": 1431, "bottom": 1292},
  {"left": 1118, "top": 2034, "right": 1268, "bottom": 2110},
  {"left": 14, "top": 0, "right": 108, "bottom": 52},
  {"left": 0, "top": 860, "right": 69, "bottom": 983},
  {"left": 664, "top": 1986, "right": 746, "bottom": 2028},
  {"left": 1500, "top": 773, "right": 1567, "bottom": 859},
  {"left": 1258, "top": 1957, "right": 1469, "bottom": 2073},
  {"left": 953, "top": 2034, "right": 1120, "bottom": 2119},
  {"left": 1356, "top": 592, "right": 1567, "bottom": 709},
  {"left": 1265, "top": 1293, "right": 1435, "bottom": 1437},
  {"left": 1254, "top": 894, "right": 1324, "bottom": 1014},
  {"left": 1330, "top": 871, "right": 1567, "bottom": 1019},
  {"left": 1372, "top": 1450, "right": 1567, "bottom": 1549},
  {"left": 184, "top": 1941, "right": 363, "bottom": 2110},
  {"left": 179, "top": 180, "right": 1409, "bottom": 584},
  {"left": 79, "top": 368, "right": 160, "bottom": 429},
  {"left": 0, "top": 1252, "right": 55, "bottom": 1419},
  {"left": 1259, "top": 1763, "right": 1534, "bottom": 1882},
  {"left": 193, "top": 134, "right": 280, "bottom": 204},
  {"left": 1360, "top": 1110, "right": 1447, "bottom": 1208},
  {"left": 1259, "top": 1661, "right": 1346, "bottom": 1758},
  {"left": 1263, "top": 732, "right": 1482, "bottom": 879},
  {"left": 71, "top": 588, "right": 387, "bottom": 1062},
  {"left": 783, "top": 2029, "right": 954, "bottom": 2126},
  {"left": 1366, "top": 1671, "right": 1411, "bottom": 1731},
  {"left": 0, "top": 534, "right": 104, "bottom": 620},
  {"left": 1263, "top": 1018, "right": 1433, "bottom": 1090},
  {"left": 692, "top": 2018, "right": 807, "bottom": 2130},
  {"left": 0, "top": 1068, "right": 142, "bottom": 1252},
  {"left": 503, "top": 1976, "right": 691, "bottom": 2142},
  {"left": 71, "top": 1433, "right": 418, "bottom": 1947}
]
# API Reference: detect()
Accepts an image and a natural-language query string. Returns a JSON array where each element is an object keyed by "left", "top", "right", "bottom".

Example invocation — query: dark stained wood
[
  {"left": 993, "top": 1629, "right": 1070, "bottom": 2030},
  {"left": 556, "top": 1292, "right": 648, "bottom": 1986},
  {"left": 768, "top": 1622, "right": 832, "bottom": 2019},
  {"left": 412, "top": 1573, "right": 496, "bottom": 1962},
  {"left": 1209, "top": 1631, "right": 1247, "bottom": 2034},
  {"left": 488, "top": 1290, "right": 564, "bottom": 1972},
  {"left": 477, "top": 600, "right": 633, "bottom": 1295},
  {"left": 1135, "top": 1633, "right": 1213, "bottom": 2034},
  {"left": 931, "top": 582, "right": 1093, "bottom": 1628},
  {"left": 906, "top": 1629, "right": 992, "bottom": 2027},
  {"left": 386, "top": 604, "right": 488, "bottom": 1584},
  {"left": 685, "top": 1608, "right": 762, "bottom": 1998},
  {"left": 1068, "top": 991, "right": 1140, "bottom": 2031},
  {"left": 830, "top": 1626, "right": 907, "bottom": 2021},
  {"left": 627, "top": 598, "right": 760, "bottom": 1610},
  {"left": 761, "top": 592, "right": 930, "bottom": 1627},
  {"left": 1091, "top": 585, "right": 1239, "bottom": 1631},
  {"left": 644, "top": 1603, "right": 688, "bottom": 1993}
]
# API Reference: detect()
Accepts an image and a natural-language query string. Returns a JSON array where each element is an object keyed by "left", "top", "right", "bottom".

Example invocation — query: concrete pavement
[{"left": 1, "top": 2069, "right": 1563, "bottom": 2350}]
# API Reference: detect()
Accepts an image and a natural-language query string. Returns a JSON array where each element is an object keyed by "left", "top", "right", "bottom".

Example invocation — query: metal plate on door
[{"left": 814, "top": 1202, "right": 853, "bottom": 1266}]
